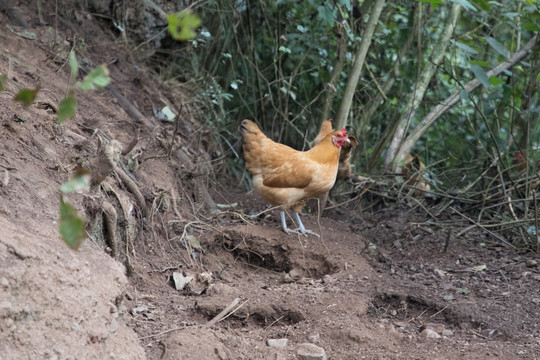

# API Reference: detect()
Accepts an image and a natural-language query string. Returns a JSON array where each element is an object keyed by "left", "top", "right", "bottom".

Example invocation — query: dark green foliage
[
  {"left": 174, "top": 0, "right": 537, "bottom": 187},
  {"left": 14, "top": 88, "right": 39, "bottom": 107},
  {"left": 59, "top": 197, "right": 85, "bottom": 250},
  {"left": 57, "top": 95, "right": 77, "bottom": 124}
]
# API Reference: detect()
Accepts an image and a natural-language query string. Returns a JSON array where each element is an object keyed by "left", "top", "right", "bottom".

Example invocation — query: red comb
[
  {"left": 341, "top": 128, "right": 347, "bottom": 134},
  {"left": 328, "top": 118, "right": 333, "bottom": 122}
]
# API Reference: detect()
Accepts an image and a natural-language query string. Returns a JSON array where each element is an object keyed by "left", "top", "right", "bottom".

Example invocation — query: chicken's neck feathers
[{"left": 306, "top": 137, "right": 340, "bottom": 164}]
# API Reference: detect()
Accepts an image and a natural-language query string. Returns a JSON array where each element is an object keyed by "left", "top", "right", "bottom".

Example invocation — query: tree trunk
[
  {"left": 384, "top": 2, "right": 461, "bottom": 173},
  {"left": 334, "top": 0, "right": 386, "bottom": 131},
  {"left": 319, "top": 24, "right": 347, "bottom": 125},
  {"left": 393, "top": 34, "right": 538, "bottom": 171}
]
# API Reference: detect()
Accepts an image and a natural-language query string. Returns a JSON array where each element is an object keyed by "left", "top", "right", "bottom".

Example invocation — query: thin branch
[
  {"left": 396, "top": 35, "right": 538, "bottom": 163},
  {"left": 203, "top": 297, "right": 244, "bottom": 328},
  {"left": 335, "top": 0, "right": 386, "bottom": 130}
]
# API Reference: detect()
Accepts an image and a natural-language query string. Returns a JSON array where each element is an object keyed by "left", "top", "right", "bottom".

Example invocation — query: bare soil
[{"left": 1, "top": 3, "right": 539, "bottom": 359}]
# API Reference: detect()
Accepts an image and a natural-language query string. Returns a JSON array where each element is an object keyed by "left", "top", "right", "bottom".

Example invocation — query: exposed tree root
[{"left": 102, "top": 200, "right": 118, "bottom": 258}]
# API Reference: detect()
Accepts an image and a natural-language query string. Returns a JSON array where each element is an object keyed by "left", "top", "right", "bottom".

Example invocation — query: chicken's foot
[{"left": 279, "top": 211, "right": 320, "bottom": 237}]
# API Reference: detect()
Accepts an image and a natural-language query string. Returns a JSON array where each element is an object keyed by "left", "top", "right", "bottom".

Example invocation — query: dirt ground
[{"left": 1, "top": 2, "right": 539, "bottom": 359}]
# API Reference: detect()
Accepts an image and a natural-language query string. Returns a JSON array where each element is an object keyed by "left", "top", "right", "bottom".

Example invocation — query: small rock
[
  {"left": 442, "top": 329, "right": 454, "bottom": 337},
  {"left": 268, "top": 352, "right": 287, "bottom": 360},
  {"left": 307, "top": 332, "right": 320, "bottom": 343},
  {"left": 267, "top": 339, "right": 288, "bottom": 349},
  {"left": 172, "top": 272, "right": 194, "bottom": 291},
  {"left": 526, "top": 259, "right": 537, "bottom": 268},
  {"left": 5, "top": 317, "right": 14, "bottom": 329},
  {"left": 423, "top": 323, "right": 445, "bottom": 334},
  {"left": 131, "top": 304, "right": 149, "bottom": 315},
  {"left": 284, "top": 269, "right": 303, "bottom": 283},
  {"left": 419, "top": 329, "right": 441, "bottom": 340},
  {"left": 394, "top": 321, "right": 409, "bottom": 330},
  {"left": 109, "top": 318, "right": 119, "bottom": 332},
  {"left": 517, "top": 350, "right": 527, "bottom": 355},
  {"left": 289, "top": 269, "right": 303, "bottom": 280},
  {"left": 0, "top": 300, "right": 13, "bottom": 312},
  {"left": 197, "top": 271, "right": 213, "bottom": 283},
  {"left": 531, "top": 298, "right": 540, "bottom": 305},
  {"left": 0, "top": 277, "right": 9, "bottom": 287},
  {"left": 321, "top": 275, "right": 336, "bottom": 284},
  {"left": 297, "top": 343, "right": 327, "bottom": 360},
  {"left": 434, "top": 269, "right": 446, "bottom": 279}
]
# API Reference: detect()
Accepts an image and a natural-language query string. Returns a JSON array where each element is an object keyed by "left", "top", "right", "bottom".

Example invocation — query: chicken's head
[{"left": 332, "top": 128, "right": 350, "bottom": 148}]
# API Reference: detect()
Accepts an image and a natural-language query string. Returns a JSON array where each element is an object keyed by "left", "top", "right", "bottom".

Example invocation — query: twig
[
  {"left": 263, "top": 316, "right": 284, "bottom": 331},
  {"left": 211, "top": 210, "right": 255, "bottom": 225},
  {"left": 470, "top": 330, "right": 488, "bottom": 339},
  {"left": 443, "top": 230, "right": 451, "bottom": 253},
  {"left": 456, "top": 224, "right": 476, "bottom": 237},
  {"left": 324, "top": 183, "right": 372, "bottom": 210},
  {"left": 429, "top": 305, "right": 450, "bottom": 318},
  {"left": 138, "top": 326, "right": 185, "bottom": 340},
  {"left": 450, "top": 207, "right": 516, "bottom": 249},
  {"left": 534, "top": 191, "right": 539, "bottom": 252},
  {"left": 203, "top": 297, "right": 241, "bottom": 329}
]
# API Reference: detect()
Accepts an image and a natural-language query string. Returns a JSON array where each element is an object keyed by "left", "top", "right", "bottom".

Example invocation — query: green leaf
[
  {"left": 278, "top": 45, "right": 291, "bottom": 54},
  {"left": 489, "top": 76, "right": 504, "bottom": 86},
  {"left": 418, "top": 0, "right": 444, "bottom": 9},
  {"left": 449, "top": 0, "right": 477, "bottom": 11},
  {"left": 338, "top": 0, "right": 352, "bottom": 12},
  {"left": 186, "top": 235, "right": 202, "bottom": 250},
  {"left": 6, "top": 24, "right": 37, "bottom": 40},
  {"left": 57, "top": 95, "right": 77, "bottom": 123},
  {"left": 485, "top": 37, "right": 509, "bottom": 58},
  {"left": 469, "top": 60, "right": 489, "bottom": 67},
  {"left": 470, "top": 264, "right": 486, "bottom": 272},
  {"left": 59, "top": 168, "right": 91, "bottom": 193},
  {"left": 14, "top": 88, "right": 39, "bottom": 107},
  {"left": 76, "top": 65, "right": 110, "bottom": 90},
  {"left": 524, "top": 22, "right": 539, "bottom": 32},
  {"left": 59, "top": 197, "right": 85, "bottom": 250},
  {"left": 167, "top": 11, "right": 202, "bottom": 41},
  {"left": 317, "top": 4, "right": 335, "bottom": 27},
  {"left": 297, "top": 25, "right": 307, "bottom": 33},
  {"left": 69, "top": 50, "right": 79, "bottom": 83},
  {"left": 471, "top": 65, "right": 491, "bottom": 88},
  {"left": 0, "top": 74, "right": 7, "bottom": 91},
  {"left": 443, "top": 294, "right": 455, "bottom": 301},
  {"left": 452, "top": 40, "right": 478, "bottom": 55}
]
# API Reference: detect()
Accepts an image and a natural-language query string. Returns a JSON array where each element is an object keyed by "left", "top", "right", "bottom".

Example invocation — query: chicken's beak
[{"left": 344, "top": 137, "right": 351, "bottom": 143}]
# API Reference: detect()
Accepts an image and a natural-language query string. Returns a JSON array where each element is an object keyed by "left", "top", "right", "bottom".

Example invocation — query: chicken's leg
[
  {"left": 279, "top": 211, "right": 320, "bottom": 237},
  {"left": 293, "top": 212, "right": 320, "bottom": 237}
]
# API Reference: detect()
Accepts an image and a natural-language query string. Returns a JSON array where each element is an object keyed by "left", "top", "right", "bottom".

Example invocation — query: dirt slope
[{"left": 1, "top": 2, "right": 539, "bottom": 360}]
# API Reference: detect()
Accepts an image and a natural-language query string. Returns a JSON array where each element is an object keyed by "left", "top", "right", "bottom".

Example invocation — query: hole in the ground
[
  {"left": 368, "top": 292, "right": 484, "bottom": 330},
  {"left": 196, "top": 301, "right": 305, "bottom": 328},
  {"left": 216, "top": 229, "right": 340, "bottom": 278}
]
